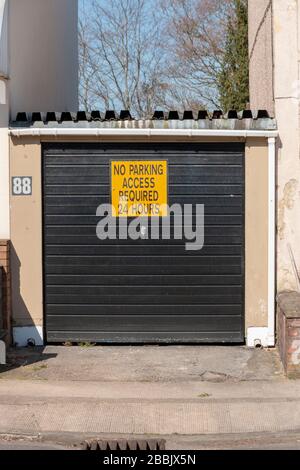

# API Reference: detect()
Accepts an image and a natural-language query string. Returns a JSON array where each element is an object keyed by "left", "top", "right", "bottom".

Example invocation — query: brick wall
[
  {"left": 278, "top": 291, "right": 300, "bottom": 378},
  {"left": 278, "top": 300, "right": 287, "bottom": 371},
  {"left": 0, "top": 241, "right": 11, "bottom": 341}
]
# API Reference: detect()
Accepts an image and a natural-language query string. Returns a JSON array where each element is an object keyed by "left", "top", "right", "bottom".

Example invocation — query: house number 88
[{"left": 12, "top": 177, "right": 32, "bottom": 196}]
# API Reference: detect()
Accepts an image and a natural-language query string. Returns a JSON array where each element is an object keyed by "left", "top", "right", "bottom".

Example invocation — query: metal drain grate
[{"left": 82, "top": 439, "right": 166, "bottom": 451}]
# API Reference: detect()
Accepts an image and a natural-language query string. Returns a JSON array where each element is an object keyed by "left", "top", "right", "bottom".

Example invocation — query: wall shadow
[
  {"left": 0, "top": 244, "right": 57, "bottom": 374},
  {"left": 0, "top": 346, "right": 57, "bottom": 374}
]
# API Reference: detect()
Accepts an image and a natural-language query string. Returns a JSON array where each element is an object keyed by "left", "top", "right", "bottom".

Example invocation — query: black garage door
[{"left": 43, "top": 142, "right": 245, "bottom": 343}]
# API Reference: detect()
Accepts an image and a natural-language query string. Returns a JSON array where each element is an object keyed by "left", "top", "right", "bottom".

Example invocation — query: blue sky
[{"left": 79, "top": 0, "right": 90, "bottom": 15}]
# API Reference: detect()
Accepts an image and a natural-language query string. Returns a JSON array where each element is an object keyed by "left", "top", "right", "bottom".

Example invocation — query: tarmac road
[{"left": 1, "top": 432, "right": 300, "bottom": 450}]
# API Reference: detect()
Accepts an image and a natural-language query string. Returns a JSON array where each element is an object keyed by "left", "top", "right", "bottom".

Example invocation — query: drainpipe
[{"left": 267, "top": 137, "right": 276, "bottom": 347}]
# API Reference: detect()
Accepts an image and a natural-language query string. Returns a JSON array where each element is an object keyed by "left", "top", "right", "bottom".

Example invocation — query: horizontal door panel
[
  {"left": 45, "top": 153, "right": 243, "bottom": 165},
  {"left": 46, "top": 264, "right": 242, "bottom": 276},
  {"left": 46, "top": 255, "right": 242, "bottom": 267},
  {"left": 44, "top": 205, "right": 243, "bottom": 216},
  {"left": 44, "top": 235, "right": 243, "bottom": 246},
  {"left": 47, "top": 314, "right": 243, "bottom": 333},
  {"left": 45, "top": 245, "right": 242, "bottom": 256},
  {"left": 47, "top": 285, "right": 241, "bottom": 296},
  {"left": 45, "top": 215, "right": 244, "bottom": 226},
  {"left": 46, "top": 304, "right": 242, "bottom": 316},
  {"left": 47, "top": 331, "right": 244, "bottom": 343},
  {"left": 44, "top": 184, "right": 243, "bottom": 196},
  {"left": 47, "top": 294, "right": 243, "bottom": 305},
  {"left": 46, "top": 225, "right": 242, "bottom": 237},
  {"left": 46, "top": 274, "right": 243, "bottom": 286}
]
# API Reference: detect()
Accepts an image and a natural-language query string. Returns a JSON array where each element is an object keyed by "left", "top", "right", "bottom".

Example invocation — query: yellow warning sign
[{"left": 111, "top": 161, "right": 168, "bottom": 217}]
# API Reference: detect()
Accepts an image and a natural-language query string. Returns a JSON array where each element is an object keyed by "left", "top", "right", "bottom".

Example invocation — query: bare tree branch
[
  {"left": 160, "top": 0, "right": 234, "bottom": 109},
  {"left": 79, "top": 0, "right": 169, "bottom": 117},
  {"left": 79, "top": 0, "right": 235, "bottom": 114}
]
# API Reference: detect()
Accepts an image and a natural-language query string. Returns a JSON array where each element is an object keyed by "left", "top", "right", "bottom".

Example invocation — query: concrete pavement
[
  {"left": 1, "top": 345, "right": 300, "bottom": 449},
  {"left": 0, "top": 344, "right": 282, "bottom": 382}
]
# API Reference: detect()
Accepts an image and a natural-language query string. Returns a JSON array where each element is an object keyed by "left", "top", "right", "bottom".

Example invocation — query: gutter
[{"left": 9, "top": 128, "right": 278, "bottom": 138}]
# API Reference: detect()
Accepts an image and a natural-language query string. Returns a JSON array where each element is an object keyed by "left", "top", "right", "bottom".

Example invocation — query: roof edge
[{"left": 9, "top": 128, "right": 278, "bottom": 138}]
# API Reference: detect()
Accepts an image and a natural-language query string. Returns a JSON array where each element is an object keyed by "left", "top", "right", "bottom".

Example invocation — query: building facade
[
  {"left": 0, "top": 0, "right": 78, "bottom": 345},
  {"left": 0, "top": 0, "right": 78, "bottom": 240},
  {"left": 1, "top": 0, "right": 279, "bottom": 349},
  {"left": 249, "top": 0, "right": 300, "bottom": 293},
  {"left": 8, "top": 116, "right": 277, "bottom": 347}
]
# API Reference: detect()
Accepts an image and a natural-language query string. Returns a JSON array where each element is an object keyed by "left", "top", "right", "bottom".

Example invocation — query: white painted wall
[
  {"left": 0, "top": 0, "right": 9, "bottom": 239},
  {"left": 8, "top": 0, "right": 78, "bottom": 118},
  {"left": 0, "top": 0, "right": 78, "bottom": 239},
  {"left": 0, "top": 78, "right": 9, "bottom": 239},
  {"left": 0, "top": 0, "right": 8, "bottom": 77}
]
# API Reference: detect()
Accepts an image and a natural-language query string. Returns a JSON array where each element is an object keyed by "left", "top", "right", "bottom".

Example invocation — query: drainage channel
[{"left": 82, "top": 439, "right": 166, "bottom": 451}]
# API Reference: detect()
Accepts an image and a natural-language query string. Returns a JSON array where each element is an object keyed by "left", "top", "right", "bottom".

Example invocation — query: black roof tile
[{"left": 10, "top": 109, "right": 276, "bottom": 131}]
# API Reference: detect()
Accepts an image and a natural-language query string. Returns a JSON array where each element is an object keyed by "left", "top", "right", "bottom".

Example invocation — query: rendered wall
[
  {"left": 249, "top": 0, "right": 300, "bottom": 293},
  {"left": 248, "top": 0, "right": 274, "bottom": 115},
  {"left": 245, "top": 139, "right": 269, "bottom": 329},
  {"left": 273, "top": 0, "right": 300, "bottom": 293},
  {"left": 10, "top": 138, "right": 43, "bottom": 345}
]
